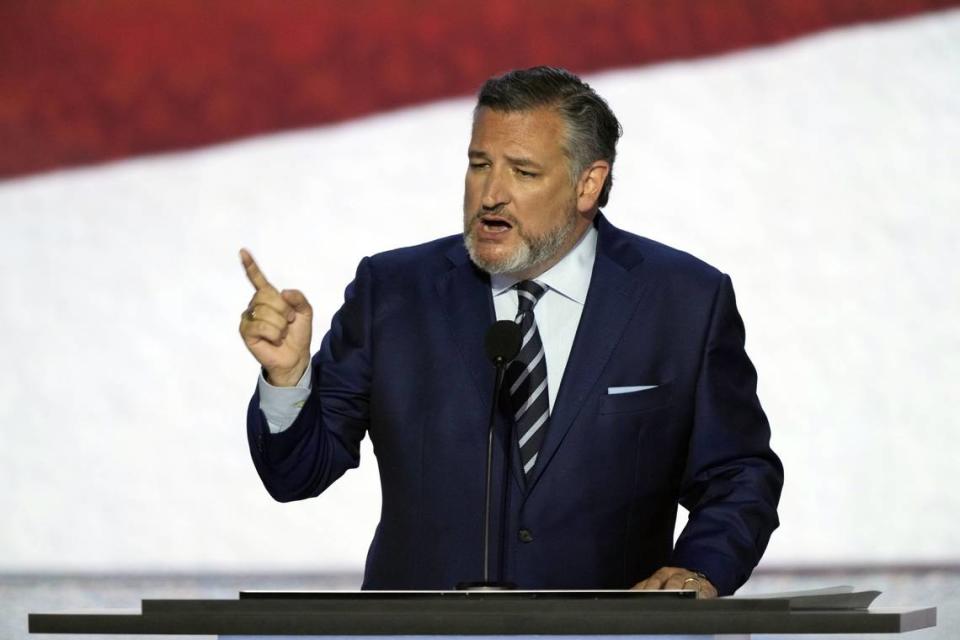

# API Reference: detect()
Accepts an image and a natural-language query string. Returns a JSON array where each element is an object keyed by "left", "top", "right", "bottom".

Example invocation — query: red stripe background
[{"left": 1, "top": 0, "right": 957, "bottom": 178}]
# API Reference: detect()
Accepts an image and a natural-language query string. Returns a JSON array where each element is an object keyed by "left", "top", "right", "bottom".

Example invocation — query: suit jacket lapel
[
  {"left": 435, "top": 245, "right": 498, "bottom": 408},
  {"left": 524, "top": 215, "right": 647, "bottom": 493},
  {"left": 436, "top": 245, "right": 526, "bottom": 492}
]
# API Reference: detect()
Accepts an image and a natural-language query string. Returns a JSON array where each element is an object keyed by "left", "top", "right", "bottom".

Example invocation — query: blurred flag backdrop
[{"left": 0, "top": 0, "right": 958, "bottom": 573}]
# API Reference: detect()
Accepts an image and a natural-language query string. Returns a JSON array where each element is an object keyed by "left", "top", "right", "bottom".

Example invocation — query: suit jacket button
[{"left": 518, "top": 529, "right": 534, "bottom": 543}]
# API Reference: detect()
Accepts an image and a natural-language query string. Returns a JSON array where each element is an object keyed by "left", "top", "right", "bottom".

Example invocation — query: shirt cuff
[{"left": 257, "top": 365, "right": 312, "bottom": 434}]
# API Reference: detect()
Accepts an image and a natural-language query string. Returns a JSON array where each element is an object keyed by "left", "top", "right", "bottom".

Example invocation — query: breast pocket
[{"left": 599, "top": 383, "right": 673, "bottom": 415}]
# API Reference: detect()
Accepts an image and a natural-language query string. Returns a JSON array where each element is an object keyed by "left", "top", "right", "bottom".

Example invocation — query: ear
[{"left": 576, "top": 160, "right": 610, "bottom": 213}]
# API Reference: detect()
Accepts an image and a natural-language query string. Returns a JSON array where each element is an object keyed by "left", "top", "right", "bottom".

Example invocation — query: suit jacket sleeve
[
  {"left": 670, "top": 274, "right": 784, "bottom": 596},
  {"left": 246, "top": 257, "right": 374, "bottom": 503}
]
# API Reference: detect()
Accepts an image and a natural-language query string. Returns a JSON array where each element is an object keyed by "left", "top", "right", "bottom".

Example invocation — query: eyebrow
[
  {"left": 467, "top": 150, "right": 544, "bottom": 170},
  {"left": 505, "top": 154, "right": 543, "bottom": 170}
]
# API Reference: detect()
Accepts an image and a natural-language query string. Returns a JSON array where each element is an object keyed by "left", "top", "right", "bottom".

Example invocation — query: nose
[{"left": 481, "top": 167, "right": 509, "bottom": 211}]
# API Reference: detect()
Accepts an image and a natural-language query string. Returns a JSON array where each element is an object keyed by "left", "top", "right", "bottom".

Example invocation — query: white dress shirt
[
  {"left": 258, "top": 225, "right": 598, "bottom": 433},
  {"left": 489, "top": 225, "right": 597, "bottom": 414}
]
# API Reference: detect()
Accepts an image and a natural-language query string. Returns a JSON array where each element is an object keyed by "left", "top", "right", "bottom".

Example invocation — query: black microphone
[
  {"left": 457, "top": 320, "right": 521, "bottom": 591},
  {"left": 486, "top": 319, "right": 522, "bottom": 366}
]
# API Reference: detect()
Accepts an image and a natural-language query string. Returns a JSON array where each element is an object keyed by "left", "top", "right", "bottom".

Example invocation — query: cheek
[
  {"left": 521, "top": 190, "right": 564, "bottom": 228},
  {"left": 463, "top": 176, "right": 479, "bottom": 210}
]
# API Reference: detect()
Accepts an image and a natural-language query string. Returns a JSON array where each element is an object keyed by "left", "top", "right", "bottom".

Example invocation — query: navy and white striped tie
[{"left": 506, "top": 280, "right": 549, "bottom": 477}]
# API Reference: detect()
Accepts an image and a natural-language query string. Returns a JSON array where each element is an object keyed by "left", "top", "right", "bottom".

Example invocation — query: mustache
[{"left": 472, "top": 208, "right": 520, "bottom": 226}]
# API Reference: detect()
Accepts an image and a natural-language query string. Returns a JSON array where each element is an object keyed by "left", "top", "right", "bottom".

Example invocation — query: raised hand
[{"left": 238, "top": 248, "right": 313, "bottom": 387}]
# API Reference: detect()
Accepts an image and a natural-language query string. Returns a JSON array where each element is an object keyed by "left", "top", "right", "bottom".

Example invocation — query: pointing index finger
[{"left": 239, "top": 248, "right": 273, "bottom": 292}]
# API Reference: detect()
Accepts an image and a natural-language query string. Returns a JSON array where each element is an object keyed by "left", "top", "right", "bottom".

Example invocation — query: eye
[
  {"left": 469, "top": 162, "right": 489, "bottom": 171},
  {"left": 516, "top": 168, "right": 537, "bottom": 178}
]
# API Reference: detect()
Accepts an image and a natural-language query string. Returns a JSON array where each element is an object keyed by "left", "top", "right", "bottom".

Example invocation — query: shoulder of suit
[
  {"left": 601, "top": 217, "right": 726, "bottom": 289},
  {"left": 362, "top": 233, "right": 464, "bottom": 280}
]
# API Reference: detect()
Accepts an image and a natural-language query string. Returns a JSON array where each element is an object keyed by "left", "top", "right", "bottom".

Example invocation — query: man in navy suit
[{"left": 239, "top": 67, "right": 782, "bottom": 597}]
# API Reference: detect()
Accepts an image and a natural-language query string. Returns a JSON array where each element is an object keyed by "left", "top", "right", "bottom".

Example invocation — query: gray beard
[{"left": 464, "top": 208, "right": 578, "bottom": 276}]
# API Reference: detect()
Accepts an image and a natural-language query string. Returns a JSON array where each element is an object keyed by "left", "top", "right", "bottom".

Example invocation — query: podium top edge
[{"left": 238, "top": 589, "right": 697, "bottom": 599}]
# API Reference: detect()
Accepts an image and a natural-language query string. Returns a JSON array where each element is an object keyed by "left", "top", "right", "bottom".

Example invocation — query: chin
[
  {"left": 469, "top": 243, "right": 535, "bottom": 277},
  {"left": 471, "top": 251, "right": 510, "bottom": 274},
  {"left": 477, "top": 245, "right": 511, "bottom": 266}
]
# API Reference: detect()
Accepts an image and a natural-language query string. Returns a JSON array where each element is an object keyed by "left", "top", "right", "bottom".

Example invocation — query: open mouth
[{"left": 480, "top": 215, "right": 514, "bottom": 232}]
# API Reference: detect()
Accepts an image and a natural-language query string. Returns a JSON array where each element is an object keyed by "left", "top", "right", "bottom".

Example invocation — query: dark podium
[{"left": 29, "top": 589, "right": 936, "bottom": 638}]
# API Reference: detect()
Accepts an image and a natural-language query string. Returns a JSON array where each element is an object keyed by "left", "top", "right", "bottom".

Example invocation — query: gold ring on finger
[
  {"left": 245, "top": 307, "right": 257, "bottom": 321},
  {"left": 682, "top": 577, "right": 702, "bottom": 591}
]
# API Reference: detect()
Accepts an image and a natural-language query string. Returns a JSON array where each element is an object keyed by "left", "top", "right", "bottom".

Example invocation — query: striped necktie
[{"left": 506, "top": 280, "right": 549, "bottom": 477}]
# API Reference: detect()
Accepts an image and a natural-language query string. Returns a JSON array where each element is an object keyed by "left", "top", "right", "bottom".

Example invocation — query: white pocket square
[{"left": 607, "top": 385, "right": 658, "bottom": 395}]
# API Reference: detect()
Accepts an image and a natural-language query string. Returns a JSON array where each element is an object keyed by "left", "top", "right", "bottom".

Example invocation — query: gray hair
[{"left": 475, "top": 66, "right": 622, "bottom": 207}]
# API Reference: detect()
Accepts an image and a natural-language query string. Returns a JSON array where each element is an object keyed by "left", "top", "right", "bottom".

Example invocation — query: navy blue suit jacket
[{"left": 247, "top": 214, "right": 782, "bottom": 595}]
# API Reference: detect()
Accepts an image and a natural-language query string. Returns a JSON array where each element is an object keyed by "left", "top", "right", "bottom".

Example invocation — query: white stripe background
[{"left": 0, "top": 9, "right": 957, "bottom": 572}]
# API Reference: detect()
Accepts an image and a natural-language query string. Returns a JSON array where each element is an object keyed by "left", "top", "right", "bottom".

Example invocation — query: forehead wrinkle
[{"left": 470, "top": 110, "right": 566, "bottom": 172}]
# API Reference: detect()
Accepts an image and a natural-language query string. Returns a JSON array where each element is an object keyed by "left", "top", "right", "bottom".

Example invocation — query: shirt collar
[{"left": 490, "top": 224, "right": 597, "bottom": 305}]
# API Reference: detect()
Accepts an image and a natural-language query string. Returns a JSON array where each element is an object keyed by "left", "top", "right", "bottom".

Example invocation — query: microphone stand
[
  {"left": 482, "top": 359, "right": 508, "bottom": 585},
  {"left": 457, "top": 321, "right": 519, "bottom": 591},
  {"left": 498, "top": 379, "right": 514, "bottom": 585}
]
